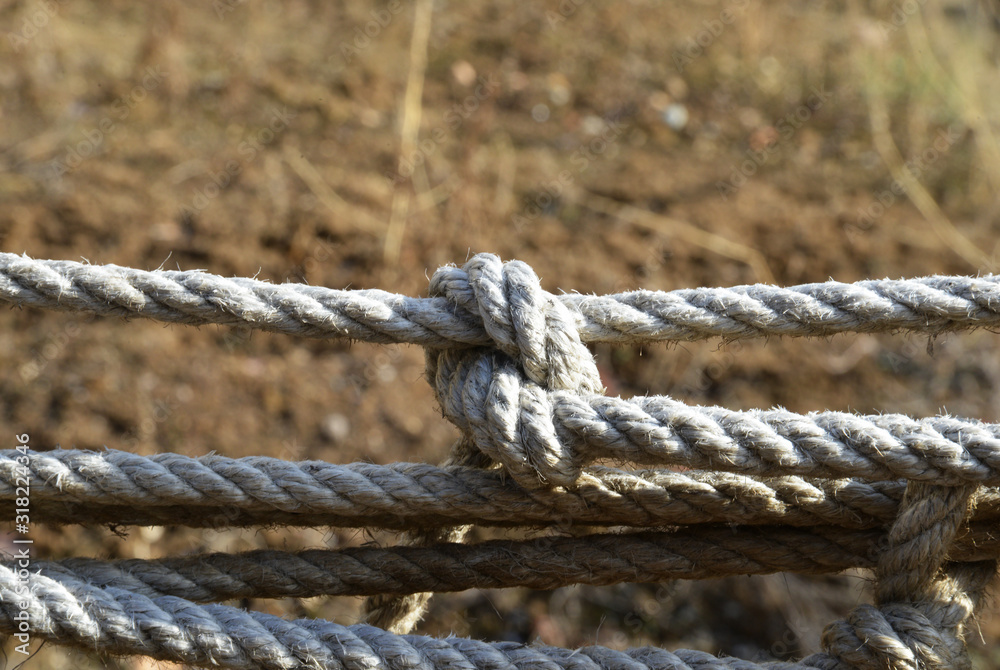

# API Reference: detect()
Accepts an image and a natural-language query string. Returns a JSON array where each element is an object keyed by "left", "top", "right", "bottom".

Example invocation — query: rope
[
  {"left": 7, "top": 448, "right": 1000, "bottom": 531},
  {"left": 4, "top": 251, "right": 999, "bottom": 669},
  {"left": 11, "top": 253, "right": 1000, "bottom": 488},
  {"left": 804, "top": 483, "right": 996, "bottom": 670},
  {"left": 362, "top": 436, "right": 489, "bottom": 634},
  {"left": 3, "top": 251, "right": 1000, "bottom": 345},
  {"left": 434, "top": 348, "right": 1000, "bottom": 488},
  {"left": 21, "top": 525, "right": 1000, "bottom": 603},
  {"left": 0, "top": 560, "right": 837, "bottom": 670},
  {"left": 412, "top": 253, "right": 1000, "bottom": 488}
]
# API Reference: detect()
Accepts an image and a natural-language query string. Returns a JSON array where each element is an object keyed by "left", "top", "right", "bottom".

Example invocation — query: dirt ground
[{"left": 2, "top": 0, "right": 1000, "bottom": 667}]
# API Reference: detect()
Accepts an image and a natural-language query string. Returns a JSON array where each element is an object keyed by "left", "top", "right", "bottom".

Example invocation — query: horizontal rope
[
  {"left": 3, "top": 252, "right": 1000, "bottom": 346},
  {"left": 565, "top": 399, "right": 1000, "bottom": 486},
  {"left": 8, "top": 448, "right": 1000, "bottom": 530},
  {"left": 0, "top": 561, "right": 930, "bottom": 670},
  {"left": 435, "top": 350, "right": 1000, "bottom": 486},
  {"left": 6, "top": 252, "right": 1000, "bottom": 669},
  {"left": 24, "top": 525, "right": 1000, "bottom": 603}
]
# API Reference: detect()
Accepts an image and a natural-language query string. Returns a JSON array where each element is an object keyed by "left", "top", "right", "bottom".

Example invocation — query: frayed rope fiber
[
  {"left": 3, "top": 251, "right": 1000, "bottom": 345},
  {"left": 12, "top": 524, "right": 1000, "bottom": 602},
  {"left": 1, "top": 251, "right": 997, "bottom": 669},
  {"left": 7, "top": 447, "right": 1000, "bottom": 531}
]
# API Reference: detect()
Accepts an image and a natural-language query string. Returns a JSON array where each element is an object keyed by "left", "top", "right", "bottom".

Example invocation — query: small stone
[
  {"left": 581, "top": 115, "right": 606, "bottom": 135},
  {"left": 451, "top": 60, "right": 477, "bottom": 87},
  {"left": 547, "top": 72, "right": 571, "bottom": 106},
  {"left": 662, "top": 104, "right": 689, "bottom": 131},
  {"left": 532, "top": 104, "right": 550, "bottom": 123},
  {"left": 321, "top": 413, "right": 351, "bottom": 444}
]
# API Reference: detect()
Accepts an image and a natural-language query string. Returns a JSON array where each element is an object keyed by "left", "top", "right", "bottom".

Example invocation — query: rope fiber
[
  {"left": 1, "top": 251, "right": 997, "bottom": 670},
  {"left": 6, "top": 447, "right": 1000, "bottom": 530},
  {"left": 15, "top": 524, "right": 1000, "bottom": 603},
  {"left": 3, "top": 251, "right": 1000, "bottom": 344}
]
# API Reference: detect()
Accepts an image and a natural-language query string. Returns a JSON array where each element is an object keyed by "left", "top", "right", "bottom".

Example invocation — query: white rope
[
  {"left": 0, "top": 562, "right": 852, "bottom": 670},
  {"left": 10, "top": 252, "right": 1000, "bottom": 488},
  {"left": 7, "top": 448, "right": 1000, "bottom": 531},
  {"left": 3, "top": 557, "right": 992, "bottom": 670},
  {"left": 3, "top": 251, "right": 1000, "bottom": 345},
  {"left": 434, "top": 346, "right": 1000, "bottom": 487},
  {"left": 4, "top": 251, "right": 1000, "bottom": 669},
  {"left": 0, "top": 448, "right": 929, "bottom": 529}
]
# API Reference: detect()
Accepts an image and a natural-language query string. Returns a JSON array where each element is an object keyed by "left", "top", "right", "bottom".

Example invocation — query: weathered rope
[
  {"left": 412, "top": 253, "right": 1000, "bottom": 488},
  {"left": 384, "top": 254, "right": 1000, "bottom": 640},
  {"left": 10, "top": 253, "right": 1000, "bottom": 489},
  {"left": 4, "top": 251, "right": 999, "bottom": 669},
  {"left": 803, "top": 483, "right": 996, "bottom": 670},
  {"left": 4, "top": 251, "right": 1000, "bottom": 345},
  {"left": 7, "top": 448, "right": 1000, "bottom": 531},
  {"left": 0, "top": 561, "right": 839, "bottom": 670},
  {"left": 20, "top": 525, "right": 1000, "bottom": 603},
  {"left": 434, "top": 351, "right": 1000, "bottom": 488},
  {"left": 372, "top": 255, "right": 612, "bottom": 634},
  {"left": 362, "top": 436, "right": 489, "bottom": 634},
  {"left": 2, "top": 556, "right": 994, "bottom": 670}
]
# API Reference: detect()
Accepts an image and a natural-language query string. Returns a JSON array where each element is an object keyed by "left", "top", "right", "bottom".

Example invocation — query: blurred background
[{"left": 2, "top": 0, "right": 1000, "bottom": 667}]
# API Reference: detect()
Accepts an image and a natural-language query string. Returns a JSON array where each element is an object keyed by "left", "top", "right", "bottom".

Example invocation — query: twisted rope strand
[
  {"left": 392, "top": 246, "right": 616, "bottom": 633},
  {"left": 4, "top": 252, "right": 1000, "bottom": 345},
  {"left": 5, "top": 252, "right": 1000, "bottom": 669},
  {"left": 362, "top": 436, "right": 489, "bottom": 634},
  {"left": 9, "top": 448, "right": 1000, "bottom": 530},
  {"left": 808, "top": 483, "right": 994, "bottom": 670},
  {"left": 432, "top": 354, "right": 1000, "bottom": 487},
  {"left": 0, "top": 563, "right": 874, "bottom": 670},
  {"left": 22, "top": 525, "right": 1000, "bottom": 604}
]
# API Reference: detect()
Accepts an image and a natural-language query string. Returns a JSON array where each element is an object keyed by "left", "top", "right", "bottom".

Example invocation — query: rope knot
[
  {"left": 819, "top": 602, "right": 969, "bottom": 670},
  {"left": 427, "top": 254, "right": 603, "bottom": 487},
  {"left": 808, "top": 482, "right": 996, "bottom": 670}
]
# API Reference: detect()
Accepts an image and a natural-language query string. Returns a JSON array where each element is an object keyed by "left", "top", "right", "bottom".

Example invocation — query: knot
[
  {"left": 429, "top": 254, "right": 602, "bottom": 392},
  {"left": 806, "top": 483, "right": 996, "bottom": 670},
  {"left": 818, "top": 602, "right": 970, "bottom": 670},
  {"left": 427, "top": 254, "right": 603, "bottom": 487}
]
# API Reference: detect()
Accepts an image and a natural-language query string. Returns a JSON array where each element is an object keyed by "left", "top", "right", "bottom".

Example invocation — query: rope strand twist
[
  {"left": 0, "top": 251, "right": 997, "bottom": 669},
  {"left": 428, "top": 254, "right": 603, "bottom": 486},
  {"left": 808, "top": 483, "right": 995, "bottom": 670}
]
